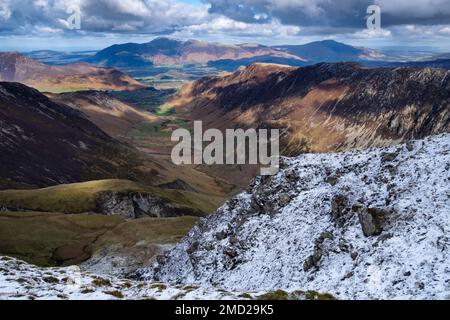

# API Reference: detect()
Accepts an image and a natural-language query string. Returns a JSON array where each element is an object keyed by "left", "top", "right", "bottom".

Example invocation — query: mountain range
[
  {"left": 169, "top": 62, "right": 450, "bottom": 156},
  {"left": 85, "top": 38, "right": 303, "bottom": 67},
  {"left": 18, "top": 38, "right": 450, "bottom": 76},
  {"left": 79, "top": 38, "right": 450, "bottom": 72},
  {"left": 276, "top": 40, "right": 388, "bottom": 63},
  {"left": 0, "top": 36, "right": 449, "bottom": 300}
]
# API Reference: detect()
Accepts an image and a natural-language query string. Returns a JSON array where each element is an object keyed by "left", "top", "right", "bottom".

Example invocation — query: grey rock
[
  {"left": 95, "top": 191, "right": 206, "bottom": 219},
  {"left": 331, "top": 194, "right": 350, "bottom": 226},
  {"left": 356, "top": 206, "right": 391, "bottom": 237},
  {"left": 278, "top": 193, "right": 291, "bottom": 207}
]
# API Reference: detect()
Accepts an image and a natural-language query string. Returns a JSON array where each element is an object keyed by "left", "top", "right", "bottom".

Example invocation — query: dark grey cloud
[
  {"left": 206, "top": 0, "right": 450, "bottom": 30},
  {"left": 0, "top": 0, "right": 449, "bottom": 44},
  {"left": 0, "top": 0, "right": 208, "bottom": 35}
]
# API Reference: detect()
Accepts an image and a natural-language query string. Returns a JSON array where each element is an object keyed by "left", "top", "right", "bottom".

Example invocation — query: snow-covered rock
[
  {"left": 1, "top": 256, "right": 316, "bottom": 300},
  {"left": 143, "top": 134, "right": 450, "bottom": 300}
]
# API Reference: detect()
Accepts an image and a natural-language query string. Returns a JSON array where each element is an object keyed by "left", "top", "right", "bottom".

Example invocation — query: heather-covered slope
[
  {"left": 0, "top": 82, "right": 160, "bottom": 189},
  {"left": 144, "top": 134, "right": 450, "bottom": 300},
  {"left": 48, "top": 91, "right": 157, "bottom": 139},
  {"left": 170, "top": 62, "right": 450, "bottom": 155}
]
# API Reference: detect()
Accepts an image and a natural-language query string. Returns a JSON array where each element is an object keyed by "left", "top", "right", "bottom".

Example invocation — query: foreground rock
[
  {"left": 0, "top": 257, "right": 331, "bottom": 300},
  {"left": 142, "top": 134, "right": 450, "bottom": 300}
]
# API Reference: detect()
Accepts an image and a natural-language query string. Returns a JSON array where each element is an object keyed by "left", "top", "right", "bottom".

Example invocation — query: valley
[{"left": 0, "top": 37, "right": 449, "bottom": 300}]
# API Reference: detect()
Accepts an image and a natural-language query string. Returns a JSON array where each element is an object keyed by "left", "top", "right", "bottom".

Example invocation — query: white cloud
[
  {"left": 439, "top": 26, "right": 450, "bottom": 35},
  {"left": 0, "top": 0, "right": 449, "bottom": 50},
  {"left": 352, "top": 28, "right": 392, "bottom": 39},
  {"left": 173, "top": 16, "right": 301, "bottom": 38},
  {"left": 375, "top": 0, "right": 450, "bottom": 18},
  {"left": 0, "top": 0, "right": 11, "bottom": 21}
]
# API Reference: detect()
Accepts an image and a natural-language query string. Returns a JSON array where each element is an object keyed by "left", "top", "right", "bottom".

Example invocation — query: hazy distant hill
[
  {"left": 275, "top": 40, "right": 388, "bottom": 64},
  {"left": 0, "top": 52, "right": 143, "bottom": 92},
  {"left": 364, "top": 58, "right": 450, "bottom": 70},
  {"left": 25, "top": 50, "right": 97, "bottom": 65},
  {"left": 85, "top": 37, "right": 303, "bottom": 67}
]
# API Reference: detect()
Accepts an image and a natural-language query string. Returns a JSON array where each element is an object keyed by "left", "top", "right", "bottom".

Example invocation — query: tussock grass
[{"left": 0, "top": 211, "right": 198, "bottom": 267}]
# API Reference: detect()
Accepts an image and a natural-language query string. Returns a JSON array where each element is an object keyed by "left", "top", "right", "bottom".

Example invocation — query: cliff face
[
  {"left": 171, "top": 63, "right": 450, "bottom": 155},
  {"left": 143, "top": 133, "right": 450, "bottom": 300}
]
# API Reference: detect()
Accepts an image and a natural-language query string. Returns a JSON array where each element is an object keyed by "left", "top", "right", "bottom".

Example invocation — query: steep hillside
[
  {"left": 48, "top": 91, "right": 157, "bottom": 139},
  {"left": 0, "top": 256, "right": 332, "bottom": 300},
  {"left": 365, "top": 58, "right": 450, "bottom": 70},
  {"left": 170, "top": 62, "right": 450, "bottom": 155},
  {"left": 0, "top": 212, "right": 199, "bottom": 268},
  {"left": 144, "top": 134, "right": 450, "bottom": 300},
  {"left": 86, "top": 38, "right": 303, "bottom": 67},
  {"left": 276, "top": 40, "right": 387, "bottom": 64},
  {"left": 0, "top": 52, "right": 143, "bottom": 92},
  {"left": 0, "top": 82, "right": 162, "bottom": 189}
]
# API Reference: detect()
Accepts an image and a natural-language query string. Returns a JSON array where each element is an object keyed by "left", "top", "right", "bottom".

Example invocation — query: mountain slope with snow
[
  {"left": 145, "top": 134, "right": 450, "bottom": 300},
  {"left": 0, "top": 256, "right": 331, "bottom": 300}
]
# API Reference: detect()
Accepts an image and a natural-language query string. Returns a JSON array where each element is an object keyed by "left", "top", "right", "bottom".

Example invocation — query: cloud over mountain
[
  {"left": 207, "top": 0, "right": 450, "bottom": 28},
  {"left": 0, "top": 0, "right": 449, "bottom": 49}
]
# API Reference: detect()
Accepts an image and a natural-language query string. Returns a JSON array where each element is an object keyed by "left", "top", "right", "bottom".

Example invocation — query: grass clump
[
  {"left": 92, "top": 277, "right": 112, "bottom": 287},
  {"left": 304, "top": 291, "right": 336, "bottom": 300},
  {"left": 103, "top": 290, "right": 124, "bottom": 299},
  {"left": 257, "top": 290, "right": 336, "bottom": 301},
  {"left": 238, "top": 293, "right": 253, "bottom": 299},
  {"left": 257, "top": 290, "right": 290, "bottom": 300},
  {"left": 43, "top": 276, "right": 60, "bottom": 284},
  {"left": 151, "top": 283, "right": 167, "bottom": 292}
]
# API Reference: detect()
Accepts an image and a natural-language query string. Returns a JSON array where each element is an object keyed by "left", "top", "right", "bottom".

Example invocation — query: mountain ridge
[
  {"left": 144, "top": 133, "right": 450, "bottom": 299},
  {"left": 0, "top": 52, "right": 143, "bottom": 92},
  {"left": 169, "top": 62, "right": 450, "bottom": 155},
  {"left": 0, "top": 82, "right": 161, "bottom": 189},
  {"left": 85, "top": 37, "right": 305, "bottom": 67}
]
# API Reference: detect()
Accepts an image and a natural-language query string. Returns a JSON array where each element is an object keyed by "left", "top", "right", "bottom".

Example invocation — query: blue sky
[{"left": 0, "top": 0, "right": 449, "bottom": 52}]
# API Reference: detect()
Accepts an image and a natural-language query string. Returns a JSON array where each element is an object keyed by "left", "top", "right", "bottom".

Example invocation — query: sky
[{"left": 0, "top": 0, "right": 449, "bottom": 52}]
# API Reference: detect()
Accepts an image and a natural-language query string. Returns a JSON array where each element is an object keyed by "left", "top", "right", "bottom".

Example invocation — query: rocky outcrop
[
  {"left": 141, "top": 134, "right": 450, "bottom": 300},
  {"left": 95, "top": 192, "right": 206, "bottom": 219}
]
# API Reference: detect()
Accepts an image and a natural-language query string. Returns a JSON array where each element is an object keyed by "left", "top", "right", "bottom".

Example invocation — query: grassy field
[
  {"left": 0, "top": 211, "right": 198, "bottom": 267},
  {"left": 132, "top": 122, "right": 172, "bottom": 138},
  {"left": 110, "top": 88, "right": 175, "bottom": 113},
  {"left": 0, "top": 179, "right": 218, "bottom": 214}
]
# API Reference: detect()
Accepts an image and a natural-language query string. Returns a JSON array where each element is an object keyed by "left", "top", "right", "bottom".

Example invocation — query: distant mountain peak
[{"left": 86, "top": 38, "right": 304, "bottom": 67}]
